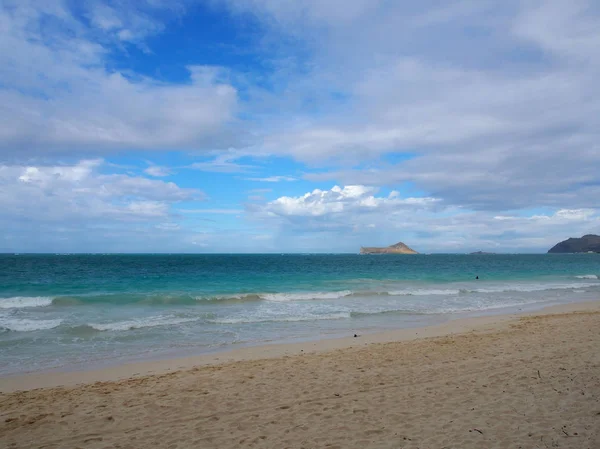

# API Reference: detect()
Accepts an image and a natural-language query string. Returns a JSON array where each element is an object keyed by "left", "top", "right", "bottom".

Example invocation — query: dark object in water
[
  {"left": 354, "top": 334, "right": 358, "bottom": 338},
  {"left": 476, "top": 276, "right": 479, "bottom": 279}
]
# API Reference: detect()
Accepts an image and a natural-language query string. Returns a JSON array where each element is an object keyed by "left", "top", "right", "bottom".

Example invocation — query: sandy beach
[{"left": 1, "top": 301, "right": 599, "bottom": 449}]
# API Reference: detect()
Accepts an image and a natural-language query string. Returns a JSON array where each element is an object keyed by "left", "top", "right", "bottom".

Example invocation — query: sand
[{"left": 1, "top": 301, "right": 599, "bottom": 449}]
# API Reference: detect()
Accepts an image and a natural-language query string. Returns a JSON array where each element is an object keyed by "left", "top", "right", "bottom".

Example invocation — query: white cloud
[
  {"left": 245, "top": 175, "right": 297, "bottom": 182},
  {"left": 189, "top": 152, "right": 258, "bottom": 173},
  {"left": 4, "top": 1, "right": 599, "bottom": 214},
  {"left": 85, "top": 0, "right": 179, "bottom": 48},
  {"left": 178, "top": 209, "right": 243, "bottom": 214},
  {"left": 513, "top": 0, "right": 600, "bottom": 63},
  {"left": 2, "top": 0, "right": 600, "bottom": 252},
  {"left": 0, "top": 1, "right": 240, "bottom": 155},
  {"left": 249, "top": 185, "right": 600, "bottom": 252},
  {"left": 221, "top": 0, "right": 600, "bottom": 212},
  {"left": 258, "top": 185, "right": 439, "bottom": 218},
  {"left": 0, "top": 159, "right": 202, "bottom": 223},
  {"left": 155, "top": 223, "right": 181, "bottom": 231},
  {"left": 145, "top": 165, "right": 172, "bottom": 177}
]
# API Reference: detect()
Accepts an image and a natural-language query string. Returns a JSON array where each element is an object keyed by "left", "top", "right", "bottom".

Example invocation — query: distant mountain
[
  {"left": 469, "top": 251, "right": 497, "bottom": 255},
  {"left": 547, "top": 234, "right": 600, "bottom": 253},
  {"left": 360, "top": 242, "right": 418, "bottom": 255}
]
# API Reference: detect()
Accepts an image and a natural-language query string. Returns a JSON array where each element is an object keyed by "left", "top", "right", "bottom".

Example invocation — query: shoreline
[
  {"left": 2, "top": 298, "right": 598, "bottom": 393},
  {"left": 2, "top": 299, "right": 599, "bottom": 448}
]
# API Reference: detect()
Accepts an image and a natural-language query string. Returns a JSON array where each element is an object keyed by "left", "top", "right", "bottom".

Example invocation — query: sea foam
[
  {"left": 0, "top": 296, "right": 53, "bottom": 309},
  {"left": 0, "top": 318, "right": 62, "bottom": 332},
  {"left": 465, "top": 282, "right": 600, "bottom": 294},
  {"left": 260, "top": 291, "right": 353, "bottom": 301},
  {"left": 89, "top": 315, "right": 200, "bottom": 332},
  {"left": 386, "top": 288, "right": 461, "bottom": 296},
  {"left": 209, "top": 312, "right": 351, "bottom": 324}
]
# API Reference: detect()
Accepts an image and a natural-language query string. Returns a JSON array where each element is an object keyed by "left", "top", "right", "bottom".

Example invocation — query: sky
[{"left": 1, "top": 0, "right": 599, "bottom": 253}]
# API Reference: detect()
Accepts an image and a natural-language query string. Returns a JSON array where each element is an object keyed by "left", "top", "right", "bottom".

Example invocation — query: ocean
[{"left": 1, "top": 253, "right": 599, "bottom": 376}]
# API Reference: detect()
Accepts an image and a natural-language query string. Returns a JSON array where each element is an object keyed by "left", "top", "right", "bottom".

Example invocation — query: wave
[
  {"left": 0, "top": 318, "right": 63, "bottom": 332},
  {"left": 88, "top": 315, "right": 201, "bottom": 332},
  {"left": 195, "top": 294, "right": 263, "bottom": 303},
  {"left": 0, "top": 296, "right": 53, "bottom": 309},
  {"left": 260, "top": 291, "right": 354, "bottom": 301},
  {"left": 51, "top": 297, "right": 85, "bottom": 306},
  {"left": 463, "top": 282, "right": 600, "bottom": 294},
  {"left": 5, "top": 279, "right": 599, "bottom": 310},
  {"left": 195, "top": 291, "right": 355, "bottom": 303},
  {"left": 239, "top": 282, "right": 600, "bottom": 301},
  {"left": 209, "top": 312, "right": 351, "bottom": 324},
  {"left": 386, "top": 289, "right": 461, "bottom": 296},
  {"left": 53, "top": 294, "right": 201, "bottom": 306}
]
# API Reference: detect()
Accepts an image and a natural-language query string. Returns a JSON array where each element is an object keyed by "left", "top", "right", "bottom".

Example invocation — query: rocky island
[
  {"left": 469, "top": 251, "right": 497, "bottom": 255},
  {"left": 547, "top": 234, "right": 600, "bottom": 253},
  {"left": 360, "top": 242, "right": 418, "bottom": 255}
]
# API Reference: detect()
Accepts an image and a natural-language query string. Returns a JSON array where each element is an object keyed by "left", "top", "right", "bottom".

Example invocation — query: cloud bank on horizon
[{"left": 1, "top": 0, "right": 599, "bottom": 252}]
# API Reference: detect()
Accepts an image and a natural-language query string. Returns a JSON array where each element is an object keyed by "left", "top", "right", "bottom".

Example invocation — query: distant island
[
  {"left": 469, "top": 251, "right": 497, "bottom": 255},
  {"left": 360, "top": 242, "right": 418, "bottom": 255},
  {"left": 548, "top": 234, "right": 600, "bottom": 253}
]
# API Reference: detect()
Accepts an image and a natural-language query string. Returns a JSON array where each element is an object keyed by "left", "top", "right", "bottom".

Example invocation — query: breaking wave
[
  {"left": 88, "top": 315, "right": 201, "bottom": 332},
  {"left": 463, "top": 282, "right": 600, "bottom": 294},
  {"left": 387, "top": 289, "right": 461, "bottom": 296},
  {"left": 0, "top": 318, "right": 63, "bottom": 332},
  {"left": 260, "top": 291, "right": 354, "bottom": 301},
  {"left": 0, "top": 297, "right": 53, "bottom": 309},
  {"left": 3, "top": 279, "right": 599, "bottom": 311}
]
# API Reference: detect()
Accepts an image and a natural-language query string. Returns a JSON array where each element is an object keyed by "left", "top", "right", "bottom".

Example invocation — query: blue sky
[{"left": 1, "top": 0, "right": 599, "bottom": 253}]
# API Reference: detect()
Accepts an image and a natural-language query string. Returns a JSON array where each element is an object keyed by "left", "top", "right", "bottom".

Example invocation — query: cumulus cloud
[
  {"left": 0, "top": 159, "right": 202, "bottom": 223},
  {"left": 249, "top": 185, "right": 600, "bottom": 252},
  {"left": 261, "top": 185, "right": 438, "bottom": 218}
]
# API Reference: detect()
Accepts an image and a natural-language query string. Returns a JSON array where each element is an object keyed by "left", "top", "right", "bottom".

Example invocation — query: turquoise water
[{"left": 1, "top": 254, "right": 599, "bottom": 375}]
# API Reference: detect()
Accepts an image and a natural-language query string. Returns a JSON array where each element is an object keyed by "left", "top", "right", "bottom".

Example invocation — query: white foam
[
  {"left": 260, "top": 291, "right": 353, "bottom": 301},
  {"left": 0, "top": 296, "right": 53, "bottom": 309},
  {"left": 384, "top": 281, "right": 600, "bottom": 297},
  {"left": 435, "top": 295, "right": 560, "bottom": 314},
  {"left": 0, "top": 318, "right": 62, "bottom": 332},
  {"left": 89, "top": 315, "right": 199, "bottom": 332},
  {"left": 387, "top": 289, "right": 461, "bottom": 296},
  {"left": 468, "top": 282, "right": 600, "bottom": 294},
  {"left": 195, "top": 293, "right": 261, "bottom": 302},
  {"left": 210, "top": 312, "right": 351, "bottom": 324},
  {"left": 575, "top": 274, "right": 598, "bottom": 279}
]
